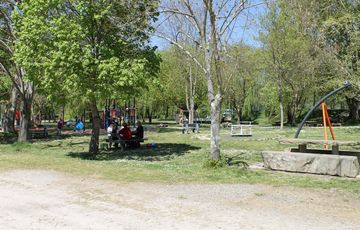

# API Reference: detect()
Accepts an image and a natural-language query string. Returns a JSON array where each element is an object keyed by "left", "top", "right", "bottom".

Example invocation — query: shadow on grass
[
  {"left": 67, "top": 143, "right": 201, "bottom": 161},
  {"left": 28, "top": 132, "right": 92, "bottom": 144},
  {"left": 158, "top": 127, "right": 183, "bottom": 133}
]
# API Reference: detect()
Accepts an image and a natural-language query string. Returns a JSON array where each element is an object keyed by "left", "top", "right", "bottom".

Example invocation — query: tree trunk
[
  {"left": 210, "top": 95, "right": 221, "bottom": 161},
  {"left": 89, "top": 99, "right": 100, "bottom": 154},
  {"left": 188, "top": 65, "right": 195, "bottom": 124},
  {"left": 18, "top": 96, "right": 32, "bottom": 142},
  {"left": 346, "top": 97, "right": 359, "bottom": 124},
  {"left": 277, "top": 77, "right": 284, "bottom": 129},
  {"left": 205, "top": 42, "right": 221, "bottom": 160},
  {"left": 287, "top": 108, "right": 296, "bottom": 126},
  {"left": 236, "top": 108, "right": 242, "bottom": 124},
  {"left": 3, "top": 85, "right": 17, "bottom": 133}
]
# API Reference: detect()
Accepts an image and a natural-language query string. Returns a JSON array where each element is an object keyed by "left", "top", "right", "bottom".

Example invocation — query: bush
[{"left": 203, "top": 158, "right": 226, "bottom": 169}]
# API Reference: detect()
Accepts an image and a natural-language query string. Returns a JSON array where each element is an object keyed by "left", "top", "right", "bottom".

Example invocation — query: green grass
[{"left": 0, "top": 125, "right": 360, "bottom": 192}]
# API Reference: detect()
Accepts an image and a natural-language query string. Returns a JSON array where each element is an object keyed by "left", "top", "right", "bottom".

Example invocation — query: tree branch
[{"left": 153, "top": 33, "right": 207, "bottom": 74}]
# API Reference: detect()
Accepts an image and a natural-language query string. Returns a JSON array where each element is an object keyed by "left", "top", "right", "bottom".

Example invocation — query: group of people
[
  {"left": 107, "top": 121, "right": 144, "bottom": 149},
  {"left": 57, "top": 118, "right": 85, "bottom": 135}
]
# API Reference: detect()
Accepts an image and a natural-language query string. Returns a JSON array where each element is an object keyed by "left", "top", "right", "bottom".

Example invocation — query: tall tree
[
  {"left": 14, "top": 0, "right": 160, "bottom": 154},
  {"left": 224, "top": 44, "right": 262, "bottom": 124},
  {"left": 157, "top": 0, "right": 253, "bottom": 160},
  {"left": 289, "top": 0, "right": 360, "bottom": 123},
  {"left": 260, "top": 1, "right": 315, "bottom": 127},
  {"left": 0, "top": 0, "right": 34, "bottom": 140}
]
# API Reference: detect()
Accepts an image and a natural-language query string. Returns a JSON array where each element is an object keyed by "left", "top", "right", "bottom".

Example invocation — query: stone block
[{"left": 261, "top": 151, "right": 360, "bottom": 178}]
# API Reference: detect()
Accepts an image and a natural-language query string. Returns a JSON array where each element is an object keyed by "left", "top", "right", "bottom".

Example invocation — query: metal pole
[{"left": 295, "top": 81, "right": 352, "bottom": 138}]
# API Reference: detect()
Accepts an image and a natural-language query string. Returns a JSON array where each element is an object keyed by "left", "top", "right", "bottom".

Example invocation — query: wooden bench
[
  {"left": 279, "top": 138, "right": 360, "bottom": 155},
  {"left": 182, "top": 123, "right": 200, "bottom": 134},
  {"left": 29, "top": 128, "right": 49, "bottom": 139}
]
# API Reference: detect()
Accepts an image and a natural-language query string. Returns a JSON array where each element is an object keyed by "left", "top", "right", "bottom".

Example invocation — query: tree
[
  {"left": 288, "top": 0, "right": 360, "bottom": 123},
  {"left": 224, "top": 44, "right": 262, "bottom": 124},
  {"left": 157, "top": 0, "right": 253, "bottom": 161},
  {"left": 260, "top": 1, "right": 315, "bottom": 127},
  {"left": 14, "top": 0, "right": 160, "bottom": 154},
  {"left": 0, "top": 0, "right": 34, "bottom": 141},
  {"left": 319, "top": 1, "right": 360, "bottom": 123}
]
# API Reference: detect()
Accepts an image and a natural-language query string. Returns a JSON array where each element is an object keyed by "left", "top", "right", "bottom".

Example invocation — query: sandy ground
[{"left": 0, "top": 170, "right": 360, "bottom": 230}]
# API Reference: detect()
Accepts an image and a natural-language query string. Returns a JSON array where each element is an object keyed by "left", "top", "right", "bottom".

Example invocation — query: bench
[
  {"left": 29, "top": 128, "right": 49, "bottom": 139},
  {"left": 279, "top": 138, "right": 360, "bottom": 155},
  {"left": 182, "top": 123, "right": 200, "bottom": 134}
]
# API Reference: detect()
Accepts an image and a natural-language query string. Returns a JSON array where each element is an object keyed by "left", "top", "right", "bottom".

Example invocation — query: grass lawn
[{"left": 0, "top": 124, "right": 360, "bottom": 192}]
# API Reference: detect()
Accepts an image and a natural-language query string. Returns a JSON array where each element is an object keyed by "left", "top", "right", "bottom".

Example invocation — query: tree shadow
[
  {"left": 158, "top": 127, "right": 182, "bottom": 133},
  {"left": 28, "top": 132, "right": 92, "bottom": 144},
  {"left": 67, "top": 143, "right": 201, "bottom": 161}
]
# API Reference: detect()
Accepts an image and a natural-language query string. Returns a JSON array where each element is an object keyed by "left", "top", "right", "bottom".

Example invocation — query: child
[
  {"left": 57, "top": 118, "right": 64, "bottom": 136},
  {"left": 107, "top": 123, "right": 113, "bottom": 149}
]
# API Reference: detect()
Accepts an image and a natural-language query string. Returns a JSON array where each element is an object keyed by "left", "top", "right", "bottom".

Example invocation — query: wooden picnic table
[{"left": 279, "top": 138, "right": 360, "bottom": 155}]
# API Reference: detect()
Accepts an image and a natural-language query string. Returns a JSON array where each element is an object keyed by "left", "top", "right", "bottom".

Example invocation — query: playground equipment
[
  {"left": 230, "top": 122, "right": 252, "bottom": 137},
  {"left": 262, "top": 81, "right": 360, "bottom": 177},
  {"left": 103, "top": 98, "right": 137, "bottom": 129},
  {"left": 295, "top": 81, "right": 352, "bottom": 138}
]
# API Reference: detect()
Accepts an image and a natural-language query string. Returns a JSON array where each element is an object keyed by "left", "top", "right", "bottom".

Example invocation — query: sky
[{"left": 150, "top": 0, "right": 267, "bottom": 50}]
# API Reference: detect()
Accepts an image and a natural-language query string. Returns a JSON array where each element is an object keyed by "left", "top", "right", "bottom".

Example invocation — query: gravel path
[{"left": 0, "top": 170, "right": 359, "bottom": 230}]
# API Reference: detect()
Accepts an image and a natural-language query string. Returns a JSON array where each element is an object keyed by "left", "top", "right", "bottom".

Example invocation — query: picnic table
[
  {"left": 279, "top": 138, "right": 360, "bottom": 155},
  {"left": 106, "top": 133, "right": 148, "bottom": 150}
]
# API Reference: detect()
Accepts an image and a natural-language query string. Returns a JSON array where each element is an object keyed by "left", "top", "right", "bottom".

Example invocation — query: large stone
[{"left": 261, "top": 151, "right": 360, "bottom": 178}]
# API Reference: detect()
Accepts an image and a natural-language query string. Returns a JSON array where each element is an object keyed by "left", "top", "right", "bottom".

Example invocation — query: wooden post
[
  {"left": 332, "top": 144, "right": 339, "bottom": 155},
  {"left": 299, "top": 144, "right": 307, "bottom": 152}
]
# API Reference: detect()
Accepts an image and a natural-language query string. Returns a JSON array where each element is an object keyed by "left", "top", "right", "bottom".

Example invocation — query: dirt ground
[{"left": 1, "top": 170, "right": 360, "bottom": 230}]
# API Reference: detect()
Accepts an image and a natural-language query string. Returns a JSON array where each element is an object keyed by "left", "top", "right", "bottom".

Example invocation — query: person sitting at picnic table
[
  {"left": 134, "top": 121, "right": 144, "bottom": 139},
  {"left": 118, "top": 122, "right": 132, "bottom": 140},
  {"left": 132, "top": 121, "right": 144, "bottom": 147}
]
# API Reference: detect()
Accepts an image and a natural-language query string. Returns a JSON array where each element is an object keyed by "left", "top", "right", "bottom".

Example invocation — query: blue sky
[{"left": 150, "top": 0, "right": 267, "bottom": 50}]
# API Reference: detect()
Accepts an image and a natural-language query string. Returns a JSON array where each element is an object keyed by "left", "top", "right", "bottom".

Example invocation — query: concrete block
[{"left": 261, "top": 151, "right": 360, "bottom": 178}]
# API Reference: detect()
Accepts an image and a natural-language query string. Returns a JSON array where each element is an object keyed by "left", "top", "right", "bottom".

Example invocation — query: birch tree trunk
[
  {"left": 188, "top": 66, "right": 195, "bottom": 124},
  {"left": 210, "top": 95, "right": 221, "bottom": 160}
]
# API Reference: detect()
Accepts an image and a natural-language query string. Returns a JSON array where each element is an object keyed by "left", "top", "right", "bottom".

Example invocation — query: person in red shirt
[{"left": 118, "top": 122, "right": 132, "bottom": 140}]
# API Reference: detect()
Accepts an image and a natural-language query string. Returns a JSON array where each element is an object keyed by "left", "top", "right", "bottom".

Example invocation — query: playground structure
[
  {"left": 102, "top": 98, "right": 137, "bottom": 129},
  {"left": 230, "top": 122, "right": 252, "bottom": 137}
]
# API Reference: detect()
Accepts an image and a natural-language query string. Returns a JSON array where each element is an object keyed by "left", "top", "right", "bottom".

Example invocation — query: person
[
  {"left": 133, "top": 121, "right": 144, "bottom": 147},
  {"left": 107, "top": 123, "right": 114, "bottom": 149},
  {"left": 57, "top": 118, "right": 64, "bottom": 136},
  {"left": 118, "top": 122, "right": 132, "bottom": 140},
  {"left": 75, "top": 119, "right": 84, "bottom": 134},
  {"left": 118, "top": 122, "right": 132, "bottom": 149},
  {"left": 15, "top": 110, "right": 20, "bottom": 127},
  {"left": 135, "top": 121, "right": 144, "bottom": 138}
]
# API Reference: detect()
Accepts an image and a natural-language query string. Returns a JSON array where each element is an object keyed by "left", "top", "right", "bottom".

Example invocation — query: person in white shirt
[{"left": 107, "top": 123, "right": 113, "bottom": 149}]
